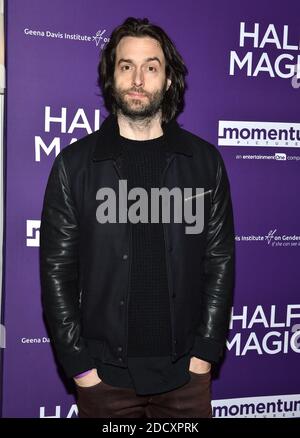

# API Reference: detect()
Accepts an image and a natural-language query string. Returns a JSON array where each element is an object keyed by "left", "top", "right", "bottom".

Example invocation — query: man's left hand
[{"left": 189, "top": 356, "right": 211, "bottom": 373}]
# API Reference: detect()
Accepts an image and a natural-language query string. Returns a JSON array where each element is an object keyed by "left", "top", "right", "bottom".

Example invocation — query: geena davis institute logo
[
  {"left": 24, "top": 28, "right": 110, "bottom": 48},
  {"left": 218, "top": 121, "right": 300, "bottom": 147}
]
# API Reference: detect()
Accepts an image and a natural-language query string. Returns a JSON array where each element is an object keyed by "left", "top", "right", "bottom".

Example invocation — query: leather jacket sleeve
[
  {"left": 190, "top": 149, "right": 235, "bottom": 363},
  {"left": 39, "top": 152, "right": 95, "bottom": 378}
]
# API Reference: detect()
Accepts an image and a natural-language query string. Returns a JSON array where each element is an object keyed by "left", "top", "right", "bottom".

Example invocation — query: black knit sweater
[{"left": 119, "top": 133, "right": 172, "bottom": 357}]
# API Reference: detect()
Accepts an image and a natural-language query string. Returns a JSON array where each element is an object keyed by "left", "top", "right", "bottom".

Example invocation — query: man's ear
[{"left": 166, "top": 78, "right": 172, "bottom": 91}]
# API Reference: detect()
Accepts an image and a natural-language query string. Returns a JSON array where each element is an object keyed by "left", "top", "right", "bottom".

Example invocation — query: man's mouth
[{"left": 127, "top": 92, "right": 147, "bottom": 97}]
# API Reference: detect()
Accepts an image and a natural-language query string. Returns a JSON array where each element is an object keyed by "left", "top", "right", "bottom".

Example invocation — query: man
[{"left": 40, "top": 17, "right": 235, "bottom": 418}]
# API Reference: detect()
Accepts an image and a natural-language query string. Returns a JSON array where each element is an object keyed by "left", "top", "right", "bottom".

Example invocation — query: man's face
[{"left": 113, "top": 36, "right": 172, "bottom": 120}]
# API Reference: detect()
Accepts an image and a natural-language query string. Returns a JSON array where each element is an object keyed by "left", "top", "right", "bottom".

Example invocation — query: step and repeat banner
[{"left": 2, "top": 0, "right": 300, "bottom": 418}]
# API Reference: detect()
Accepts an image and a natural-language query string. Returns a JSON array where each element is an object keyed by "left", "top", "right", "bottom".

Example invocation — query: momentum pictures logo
[{"left": 218, "top": 121, "right": 300, "bottom": 147}]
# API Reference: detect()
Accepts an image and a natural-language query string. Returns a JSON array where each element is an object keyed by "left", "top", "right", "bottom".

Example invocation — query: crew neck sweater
[{"left": 120, "top": 134, "right": 172, "bottom": 356}]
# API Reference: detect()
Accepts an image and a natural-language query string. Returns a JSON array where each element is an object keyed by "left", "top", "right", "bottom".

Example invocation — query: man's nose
[{"left": 132, "top": 68, "right": 144, "bottom": 87}]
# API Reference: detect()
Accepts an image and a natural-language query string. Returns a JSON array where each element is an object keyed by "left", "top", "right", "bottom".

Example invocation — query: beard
[{"left": 112, "top": 79, "right": 168, "bottom": 121}]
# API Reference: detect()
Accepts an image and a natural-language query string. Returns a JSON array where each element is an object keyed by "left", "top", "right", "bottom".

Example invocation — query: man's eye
[
  {"left": 148, "top": 66, "right": 157, "bottom": 72},
  {"left": 121, "top": 65, "right": 130, "bottom": 71}
]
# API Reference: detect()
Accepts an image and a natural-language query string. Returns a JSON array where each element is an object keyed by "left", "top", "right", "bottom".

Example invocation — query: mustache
[{"left": 126, "top": 88, "right": 148, "bottom": 96}]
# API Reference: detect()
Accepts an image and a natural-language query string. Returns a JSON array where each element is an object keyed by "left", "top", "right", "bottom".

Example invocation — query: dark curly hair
[{"left": 97, "top": 17, "right": 188, "bottom": 123}]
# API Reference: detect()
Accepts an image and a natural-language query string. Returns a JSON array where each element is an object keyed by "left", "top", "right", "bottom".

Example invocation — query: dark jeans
[{"left": 76, "top": 370, "right": 212, "bottom": 418}]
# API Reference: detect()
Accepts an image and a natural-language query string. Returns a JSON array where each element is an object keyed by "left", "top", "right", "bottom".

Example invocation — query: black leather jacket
[{"left": 39, "top": 114, "right": 235, "bottom": 378}]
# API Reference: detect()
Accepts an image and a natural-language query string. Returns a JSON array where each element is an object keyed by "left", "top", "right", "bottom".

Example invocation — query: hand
[
  {"left": 189, "top": 356, "right": 211, "bottom": 374},
  {"left": 73, "top": 368, "right": 102, "bottom": 388}
]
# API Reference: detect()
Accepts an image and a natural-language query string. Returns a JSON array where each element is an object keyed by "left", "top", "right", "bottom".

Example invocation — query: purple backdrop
[{"left": 2, "top": 0, "right": 300, "bottom": 418}]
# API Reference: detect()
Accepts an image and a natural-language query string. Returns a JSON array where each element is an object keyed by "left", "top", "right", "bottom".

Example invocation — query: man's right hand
[{"left": 73, "top": 368, "right": 102, "bottom": 387}]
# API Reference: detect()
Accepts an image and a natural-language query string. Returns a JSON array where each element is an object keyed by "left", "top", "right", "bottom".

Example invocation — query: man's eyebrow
[{"left": 117, "top": 57, "right": 162, "bottom": 66}]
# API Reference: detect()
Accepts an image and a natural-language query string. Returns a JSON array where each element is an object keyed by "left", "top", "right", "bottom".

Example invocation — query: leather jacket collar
[{"left": 92, "top": 113, "right": 193, "bottom": 162}]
